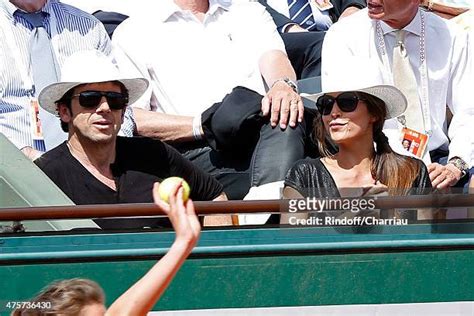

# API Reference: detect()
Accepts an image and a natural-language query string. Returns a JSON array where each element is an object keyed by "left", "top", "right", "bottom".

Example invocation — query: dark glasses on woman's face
[
  {"left": 71, "top": 91, "right": 129, "bottom": 110},
  {"left": 316, "top": 92, "right": 365, "bottom": 116}
]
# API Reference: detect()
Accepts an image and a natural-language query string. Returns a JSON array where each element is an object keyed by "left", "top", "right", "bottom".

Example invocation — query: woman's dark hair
[
  {"left": 314, "top": 91, "right": 421, "bottom": 194},
  {"left": 55, "top": 81, "right": 129, "bottom": 133}
]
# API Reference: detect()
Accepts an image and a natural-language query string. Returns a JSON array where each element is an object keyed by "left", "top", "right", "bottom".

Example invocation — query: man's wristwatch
[
  {"left": 272, "top": 77, "right": 299, "bottom": 93},
  {"left": 448, "top": 157, "right": 469, "bottom": 177}
]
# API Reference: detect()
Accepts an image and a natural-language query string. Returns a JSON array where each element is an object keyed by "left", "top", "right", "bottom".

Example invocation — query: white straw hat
[
  {"left": 38, "top": 50, "right": 149, "bottom": 114},
  {"left": 302, "top": 61, "right": 407, "bottom": 119}
]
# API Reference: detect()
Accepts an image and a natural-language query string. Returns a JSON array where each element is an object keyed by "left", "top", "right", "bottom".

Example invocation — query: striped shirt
[{"left": 0, "top": 0, "right": 135, "bottom": 151}]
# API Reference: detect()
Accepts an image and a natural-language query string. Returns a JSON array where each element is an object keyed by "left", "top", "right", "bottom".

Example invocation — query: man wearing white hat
[{"left": 34, "top": 51, "right": 226, "bottom": 229}]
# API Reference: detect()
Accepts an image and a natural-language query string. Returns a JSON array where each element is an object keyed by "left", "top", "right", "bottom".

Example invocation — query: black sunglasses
[
  {"left": 70, "top": 91, "right": 129, "bottom": 110},
  {"left": 316, "top": 92, "right": 366, "bottom": 116}
]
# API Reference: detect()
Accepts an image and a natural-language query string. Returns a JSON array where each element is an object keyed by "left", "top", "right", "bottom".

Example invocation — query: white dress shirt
[
  {"left": 322, "top": 8, "right": 473, "bottom": 167},
  {"left": 112, "top": 0, "right": 286, "bottom": 116},
  {"left": 0, "top": 0, "right": 135, "bottom": 151}
]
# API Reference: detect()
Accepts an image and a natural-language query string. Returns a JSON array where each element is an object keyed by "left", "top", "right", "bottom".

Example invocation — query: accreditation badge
[
  {"left": 313, "top": 0, "right": 334, "bottom": 11},
  {"left": 29, "top": 99, "right": 44, "bottom": 142},
  {"left": 399, "top": 127, "right": 429, "bottom": 158}
]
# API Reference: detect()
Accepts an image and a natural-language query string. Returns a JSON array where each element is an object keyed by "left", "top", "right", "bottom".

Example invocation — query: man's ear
[{"left": 58, "top": 103, "right": 72, "bottom": 123}]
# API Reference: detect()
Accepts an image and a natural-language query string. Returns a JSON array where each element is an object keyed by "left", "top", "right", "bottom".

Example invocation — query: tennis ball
[{"left": 158, "top": 177, "right": 190, "bottom": 203}]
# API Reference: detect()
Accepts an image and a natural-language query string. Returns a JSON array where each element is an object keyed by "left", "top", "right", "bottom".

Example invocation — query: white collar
[
  {"left": 2, "top": 0, "right": 56, "bottom": 20},
  {"left": 380, "top": 8, "right": 422, "bottom": 37},
  {"left": 156, "top": 0, "right": 231, "bottom": 23},
  {"left": 208, "top": 0, "right": 231, "bottom": 15}
]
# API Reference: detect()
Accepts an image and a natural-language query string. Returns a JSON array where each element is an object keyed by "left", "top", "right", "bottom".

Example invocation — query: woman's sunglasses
[
  {"left": 70, "top": 91, "right": 129, "bottom": 110},
  {"left": 316, "top": 92, "right": 366, "bottom": 116}
]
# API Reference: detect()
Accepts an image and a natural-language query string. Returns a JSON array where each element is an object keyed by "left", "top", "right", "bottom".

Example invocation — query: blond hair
[{"left": 12, "top": 278, "right": 105, "bottom": 316}]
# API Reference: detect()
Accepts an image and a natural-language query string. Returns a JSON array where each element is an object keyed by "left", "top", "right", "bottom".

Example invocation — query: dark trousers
[
  {"left": 281, "top": 31, "right": 326, "bottom": 79},
  {"left": 177, "top": 121, "right": 306, "bottom": 200}
]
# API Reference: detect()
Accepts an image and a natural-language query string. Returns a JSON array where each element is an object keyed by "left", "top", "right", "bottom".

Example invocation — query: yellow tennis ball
[{"left": 158, "top": 177, "right": 190, "bottom": 203}]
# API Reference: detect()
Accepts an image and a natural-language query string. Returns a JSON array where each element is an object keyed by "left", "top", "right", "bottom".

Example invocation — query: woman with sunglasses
[{"left": 282, "top": 82, "right": 432, "bottom": 219}]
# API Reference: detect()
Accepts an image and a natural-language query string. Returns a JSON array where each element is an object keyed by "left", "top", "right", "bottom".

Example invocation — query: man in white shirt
[
  {"left": 322, "top": 0, "right": 473, "bottom": 190},
  {"left": 113, "top": 0, "right": 306, "bottom": 200}
]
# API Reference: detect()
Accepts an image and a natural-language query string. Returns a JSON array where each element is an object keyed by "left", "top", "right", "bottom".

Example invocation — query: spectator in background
[
  {"left": 0, "top": 0, "right": 135, "bottom": 160},
  {"left": 322, "top": 0, "right": 473, "bottom": 190},
  {"left": 61, "top": 0, "right": 357, "bottom": 79},
  {"left": 35, "top": 51, "right": 226, "bottom": 229},
  {"left": 113, "top": 0, "right": 307, "bottom": 202},
  {"left": 13, "top": 180, "right": 201, "bottom": 316},
  {"left": 258, "top": 0, "right": 366, "bottom": 78}
]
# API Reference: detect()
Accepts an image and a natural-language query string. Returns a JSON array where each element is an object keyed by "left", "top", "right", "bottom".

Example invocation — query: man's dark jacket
[{"left": 258, "top": 0, "right": 366, "bottom": 31}]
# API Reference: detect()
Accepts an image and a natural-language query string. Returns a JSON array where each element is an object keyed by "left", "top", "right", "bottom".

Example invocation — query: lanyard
[
  {"left": 0, "top": 9, "right": 59, "bottom": 97},
  {"left": 375, "top": 11, "right": 432, "bottom": 136}
]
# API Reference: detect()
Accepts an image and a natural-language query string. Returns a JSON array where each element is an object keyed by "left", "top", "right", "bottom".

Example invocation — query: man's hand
[
  {"left": 261, "top": 80, "right": 303, "bottom": 129},
  {"left": 153, "top": 182, "right": 201, "bottom": 251},
  {"left": 286, "top": 24, "right": 308, "bottom": 33},
  {"left": 428, "top": 162, "right": 462, "bottom": 189}
]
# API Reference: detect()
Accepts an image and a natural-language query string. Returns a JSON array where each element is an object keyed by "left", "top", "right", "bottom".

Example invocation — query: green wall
[{"left": 1, "top": 224, "right": 474, "bottom": 313}]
